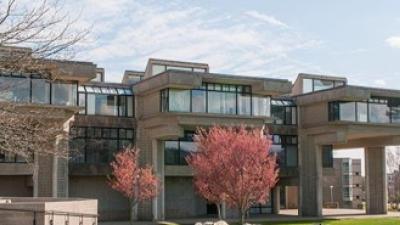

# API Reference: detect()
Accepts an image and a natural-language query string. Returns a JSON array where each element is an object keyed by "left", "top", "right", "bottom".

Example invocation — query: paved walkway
[{"left": 99, "top": 209, "right": 400, "bottom": 225}]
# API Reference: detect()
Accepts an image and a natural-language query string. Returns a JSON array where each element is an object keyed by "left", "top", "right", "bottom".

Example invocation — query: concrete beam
[
  {"left": 365, "top": 146, "right": 388, "bottom": 215},
  {"left": 335, "top": 136, "right": 400, "bottom": 149}
]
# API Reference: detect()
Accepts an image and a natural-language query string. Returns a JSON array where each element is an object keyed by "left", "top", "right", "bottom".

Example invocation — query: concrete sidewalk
[{"left": 99, "top": 209, "right": 400, "bottom": 225}]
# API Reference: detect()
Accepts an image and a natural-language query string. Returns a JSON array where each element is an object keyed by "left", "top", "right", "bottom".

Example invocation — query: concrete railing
[{"left": 0, "top": 197, "right": 98, "bottom": 225}]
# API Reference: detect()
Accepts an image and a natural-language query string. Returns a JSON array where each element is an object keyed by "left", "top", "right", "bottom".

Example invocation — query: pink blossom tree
[
  {"left": 187, "top": 126, "right": 278, "bottom": 224},
  {"left": 108, "top": 147, "right": 159, "bottom": 223}
]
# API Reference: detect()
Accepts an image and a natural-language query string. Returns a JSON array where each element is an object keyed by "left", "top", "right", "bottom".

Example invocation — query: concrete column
[
  {"left": 152, "top": 140, "right": 165, "bottom": 220},
  {"left": 365, "top": 146, "right": 388, "bottom": 214},
  {"left": 272, "top": 186, "right": 281, "bottom": 214},
  {"left": 298, "top": 135, "right": 323, "bottom": 217},
  {"left": 221, "top": 201, "right": 226, "bottom": 219}
]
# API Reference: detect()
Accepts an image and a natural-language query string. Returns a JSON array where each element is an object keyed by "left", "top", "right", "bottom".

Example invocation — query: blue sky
[{"left": 66, "top": 0, "right": 400, "bottom": 88}]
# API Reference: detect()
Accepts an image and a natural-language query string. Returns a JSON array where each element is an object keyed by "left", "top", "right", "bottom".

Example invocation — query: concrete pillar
[
  {"left": 298, "top": 135, "right": 323, "bottom": 217},
  {"left": 365, "top": 146, "right": 388, "bottom": 214},
  {"left": 152, "top": 140, "right": 165, "bottom": 220},
  {"left": 221, "top": 201, "right": 226, "bottom": 219},
  {"left": 272, "top": 186, "right": 281, "bottom": 214}
]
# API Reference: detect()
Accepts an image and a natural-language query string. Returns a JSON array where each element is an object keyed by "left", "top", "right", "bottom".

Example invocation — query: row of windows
[
  {"left": 270, "top": 135, "right": 298, "bottom": 168},
  {"left": 78, "top": 86, "right": 134, "bottom": 117},
  {"left": 0, "top": 73, "right": 78, "bottom": 106},
  {"left": 0, "top": 152, "right": 32, "bottom": 163},
  {"left": 164, "top": 132, "right": 299, "bottom": 168},
  {"left": 303, "top": 78, "right": 345, "bottom": 94},
  {"left": 161, "top": 88, "right": 273, "bottom": 118},
  {"left": 69, "top": 127, "right": 134, "bottom": 164},
  {"left": 329, "top": 98, "right": 400, "bottom": 124},
  {"left": 152, "top": 64, "right": 207, "bottom": 76}
]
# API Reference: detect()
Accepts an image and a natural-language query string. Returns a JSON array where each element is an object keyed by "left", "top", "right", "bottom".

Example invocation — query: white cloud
[
  {"left": 64, "top": 0, "right": 321, "bottom": 82},
  {"left": 386, "top": 36, "right": 400, "bottom": 48},
  {"left": 244, "top": 10, "right": 289, "bottom": 28}
]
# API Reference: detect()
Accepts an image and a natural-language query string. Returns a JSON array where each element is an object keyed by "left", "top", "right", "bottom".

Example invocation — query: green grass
[{"left": 258, "top": 218, "right": 400, "bottom": 225}]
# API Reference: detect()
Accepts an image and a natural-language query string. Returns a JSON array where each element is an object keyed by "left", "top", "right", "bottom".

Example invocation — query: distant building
[{"left": 323, "top": 158, "right": 365, "bottom": 209}]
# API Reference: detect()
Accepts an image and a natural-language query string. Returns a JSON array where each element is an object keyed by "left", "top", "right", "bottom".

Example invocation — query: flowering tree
[
  {"left": 108, "top": 147, "right": 159, "bottom": 223},
  {"left": 187, "top": 126, "right": 278, "bottom": 224}
]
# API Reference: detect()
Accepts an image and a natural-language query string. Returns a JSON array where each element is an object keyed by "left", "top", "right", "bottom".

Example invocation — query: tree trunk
[
  {"left": 130, "top": 200, "right": 138, "bottom": 225},
  {"left": 217, "top": 203, "right": 221, "bottom": 220},
  {"left": 239, "top": 208, "right": 246, "bottom": 225}
]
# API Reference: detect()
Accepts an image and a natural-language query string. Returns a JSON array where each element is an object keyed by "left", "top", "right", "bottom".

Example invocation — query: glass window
[
  {"left": 252, "top": 96, "right": 271, "bottom": 117},
  {"left": 271, "top": 105, "right": 284, "bottom": 124},
  {"left": 335, "top": 81, "right": 345, "bottom": 87},
  {"left": 286, "top": 145, "right": 298, "bottom": 167},
  {"left": 86, "top": 94, "right": 118, "bottom": 116},
  {"left": 208, "top": 91, "right": 222, "bottom": 114},
  {"left": 161, "top": 89, "right": 169, "bottom": 112},
  {"left": 369, "top": 103, "right": 390, "bottom": 123},
  {"left": 127, "top": 96, "right": 134, "bottom": 117},
  {"left": 169, "top": 89, "right": 190, "bottom": 112},
  {"left": 78, "top": 93, "right": 86, "bottom": 114},
  {"left": 285, "top": 107, "right": 297, "bottom": 125},
  {"left": 179, "top": 141, "right": 196, "bottom": 165},
  {"left": 303, "top": 78, "right": 313, "bottom": 93},
  {"left": 152, "top": 65, "right": 166, "bottom": 75},
  {"left": 166, "top": 66, "right": 192, "bottom": 72},
  {"left": 314, "top": 79, "right": 334, "bottom": 91},
  {"left": 339, "top": 102, "right": 356, "bottom": 121},
  {"left": 193, "top": 68, "right": 206, "bottom": 73},
  {"left": 391, "top": 107, "right": 400, "bottom": 123},
  {"left": 51, "top": 82, "right": 77, "bottom": 106},
  {"left": 356, "top": 102, "right": 368, "bottom": 122},
  {"left": 238, "top": 93, "right": 251, "bottom": 115},
  {"left": 322, "top": 145, "right": 333, "bottom": 168},
  {"left": 118, "top": 96, "right": 126, "bottom": 117},
  {"left": 0, "top": 76, "right": 30, "bottom": 102},
  {"left": 165, "top": 141, "right": 179, "bottom": 165},
  {"left": 31, "top": 79, "right": 50, "bottom": 104},
  {"left": 191, "top": 90, "right": 206, "bottom": 113}
]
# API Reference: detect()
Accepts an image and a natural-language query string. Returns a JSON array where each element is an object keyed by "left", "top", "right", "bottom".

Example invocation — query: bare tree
[
  {"left": 0, "top": 0, "right": 89, "bottom": 161},
  {"left": 0, "top": 0, "right": 89, "bottom": 77},
  {"left": 387, "top": 147, "right": 400, "bottom": 210}
]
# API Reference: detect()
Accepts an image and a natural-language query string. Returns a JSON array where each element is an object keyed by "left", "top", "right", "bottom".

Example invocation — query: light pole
[{"left": 330, "top": 185, "right": 334, "bottom": 203}]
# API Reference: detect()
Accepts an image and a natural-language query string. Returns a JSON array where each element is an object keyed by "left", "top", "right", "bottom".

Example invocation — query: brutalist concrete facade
[{"left": 0, "top": 54, "right": 396, "bottom": 221}]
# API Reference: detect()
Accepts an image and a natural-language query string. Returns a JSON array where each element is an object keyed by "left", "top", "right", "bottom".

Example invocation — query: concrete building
[
  {"left": 0, "top": 48, "right": 395, "bottom": 221},
  {"left": 323, "top": 158, "right": 364, "bottom": 209}
]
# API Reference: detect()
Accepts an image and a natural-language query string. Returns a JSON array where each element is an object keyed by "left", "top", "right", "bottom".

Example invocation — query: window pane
[
  {"left": 179, "top": 141, "right": 196, "bottom": 165},
  {"left": 391, "top": 107, "right": 400, "bottom": 123},
  {"left": 369, "top": 103, "right": 390, "bottom": 123},
  {"left": 314, "top": 79, "right": 334, "bottom": 91},
  {"left": 303, "top": 78, "right": 313, "bottom": 93},
  {"left": 285, "top": 107, "right": 297, "bottom": 125},
  {"left": 286, "top": 145, "right": 298, "bottom": 167},
  {"left": 252, "top": 96, "right": 271, "bottom": 117},
  {"left": 169, "top": 89, "right": 190, "bottom": 112},
  {"left": 322, "top": 145, "right": 333, "bottom": 168},
  {"left": 339, "top": 102, "right": 356, "bottom": 121},
  {"left": 193, "top": 68, "right": 206, "bottom": 72},
  {"left": 191, "top": 90, "right": 206, "bottom": 113},
  {"left": 335, "top": 81, "right": 345, "bottom": 87},
  {"left": 271, "top": 105, "right": 284, "bottom": 124},
  {"left": 51, "top": 82, "right": 77, "bottom": 106},
  {"left": 152, "top": 65, "right": 165, "bottom": 75},
  {"left": 208, "top": 91, "right": 222, "bottom": 113},
  {"left": 166, "top": 66, "right": 192, "bottom": 72},
  {"left": 222, "top": 92, "right": 236, "bottom": 114},
  {"left": 32, "top": 79, "right": 50, "bottom": 104},
  {"left": 118, "top": 96, "right": 126, "bottom": 117},
  {"left": 356, "top": 102, "right": 368, "bottom": 122},
  {"left": 0, "top": 76, "right": 30, "bottom": 102},
  {"left": 238, "top": 93, "right": 251, "bottom": 115},
  {"left": 127, "top": 96, "right": 134, "bottom": 117},
  {"left": 165, "top": 141, "right": 179, "bottom": 165},
  {"left": 78, "top": 93, "right": 86, "bottom": 114}
]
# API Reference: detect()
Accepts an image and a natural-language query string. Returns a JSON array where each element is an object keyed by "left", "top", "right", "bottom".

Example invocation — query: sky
[{"left": 61, "top": 0, "right": 400, "bottom": 87}]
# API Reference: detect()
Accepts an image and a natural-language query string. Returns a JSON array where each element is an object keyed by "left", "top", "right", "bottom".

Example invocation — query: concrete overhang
[
  {"left": 50, "top": 60, "right": 97, "bottom": 83},
  {"left": 294, "top": 85, "right": 400, "bottom": 106},
  {"left": 0, "top": 102, "right": 80, "bottom": 120},
  {"left": 302, "top": 122, "right": 400, "bottom": 147},
  {"left": 133, "top": 70, "right": 292, "bottom": 96}
]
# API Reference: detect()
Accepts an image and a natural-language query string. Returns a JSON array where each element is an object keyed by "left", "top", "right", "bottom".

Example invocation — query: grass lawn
[{"left": 257, "top": 218, "right": 400, "bottom": 225}]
